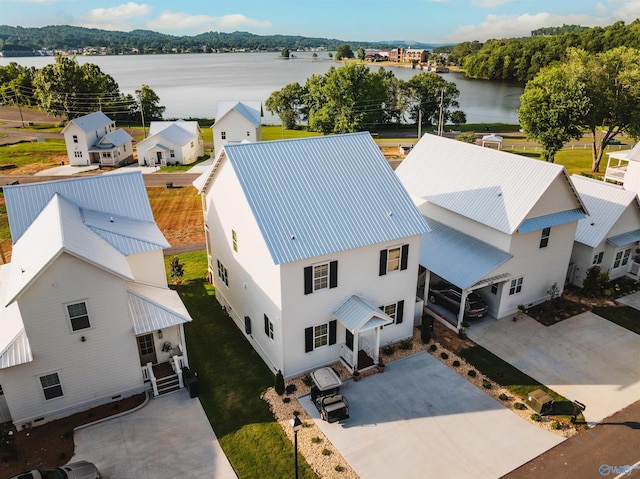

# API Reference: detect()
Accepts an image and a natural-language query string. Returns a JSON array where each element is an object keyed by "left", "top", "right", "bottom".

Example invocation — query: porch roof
[
  {"left": 419, "top": 218, "right": 512, "bottom": 290},
  {"left": 517, "top": 208, "right": 587, "bottom": 234},
  {"left": 127, "top": 283, "right": 193, "bottom": 335},
  {"left": 607, "top": 229, "right": 640, "bottom": 247},
  {"left": 333, "top": 295, "right": 393, "bottom": 333}
]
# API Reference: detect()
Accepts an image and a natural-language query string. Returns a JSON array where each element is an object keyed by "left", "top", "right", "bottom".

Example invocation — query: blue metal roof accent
[
  {"left": 419, "top": 219, "right": 512, "bottom": 290},
  {"left": 333, "top": 295, "right": 393, "bottom": 333},
  {"left": 225, "top": 132, "right": 430, "bottom": 264},
  {"left": 517, "top": 209, "right": 587, "bottom": 234},
  {"left": 608, "top": 229, "right": 640, "bottom": 247},
  {"left": 4, "top": 171, "right": 155, "bottom": 245}
]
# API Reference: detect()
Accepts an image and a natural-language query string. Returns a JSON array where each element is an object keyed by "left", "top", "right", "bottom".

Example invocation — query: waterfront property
[
  {"left": 136, "top": 120, "right": 204, "bottom": 167},
  {"left": 62, "top": 111, "right": 133, "bottom": 167},
  {"left": 212, "top": 101, "right": 263, "bottom": 157},
  {"left": 568, "top": 175, "right": 640, "bottom": 287},
  {"left": 0, "top": 172, "right": 192, "bottom": 428},
  {"left": 396, "top": 134, "right": 587, "bottom": 325},
  {"left": 194, "top": 132, "right": 429, "bottom": 378}
]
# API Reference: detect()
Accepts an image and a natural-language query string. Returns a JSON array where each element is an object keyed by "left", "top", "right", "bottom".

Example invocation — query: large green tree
[
  {"left": 265, "top": 82, "right": 305, "bottom": 129},
  {"left": 405, "top": 72, "right": 460, "bottom": 127},
  {"left": 135, "top": 84, "right": 165, "bottom": 121},
  {"left": 335, "top": 44, "right": 354, "bottom": 61}
]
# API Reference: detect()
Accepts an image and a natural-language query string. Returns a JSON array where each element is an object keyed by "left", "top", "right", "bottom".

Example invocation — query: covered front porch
[{"left": 333, "top": 295, "right": 393, "bottom": 373}]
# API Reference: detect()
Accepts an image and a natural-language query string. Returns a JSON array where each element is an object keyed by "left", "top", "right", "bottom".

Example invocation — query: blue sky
[{"left": 1, "top": 0, "right": 639, "bottom": 44}]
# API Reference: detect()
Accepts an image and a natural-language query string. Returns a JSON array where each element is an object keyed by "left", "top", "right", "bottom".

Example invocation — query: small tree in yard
[
  {"left": 545, "top": 282, "right": 561, "bottom": 312},
  {"left": 274, "top": 370, "right": 285, "bottom": 395},
  {"left": 582, "top": 265, "right": 609, "bottom": 298},
  {"left": 455, "top": 131, "right": 477, "bottom": 144},
  {"left": 169, "top": 256, "right": 184, "bottom": 282},
  {"left": 421, "top": 317, "right": 431, "bottom": 344}
]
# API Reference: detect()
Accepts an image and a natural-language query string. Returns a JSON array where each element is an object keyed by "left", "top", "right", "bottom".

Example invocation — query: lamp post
[{"left": 290, "top": 415, "right": 302, "bottom": 479}]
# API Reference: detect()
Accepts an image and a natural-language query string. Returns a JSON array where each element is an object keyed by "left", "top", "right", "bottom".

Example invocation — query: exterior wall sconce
[
  {"left": 158, "top": 330, "right": 163, "bottom": 339},
  {"left": 81, "top": 336, "right": 86, "bottom": 342}
]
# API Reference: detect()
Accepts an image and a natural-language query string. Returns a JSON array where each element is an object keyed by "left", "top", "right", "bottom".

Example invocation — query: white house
[
  {"left": 212, "top": 101, "right": 262, "bottom": 158},
  {"left": 603, "top": 142, "right": 640, "bottom": 193},
  {"left": 194, "top": 132, "right": 429, "bottom": 378},
  {"left": 136, "top": 120, "right": 204, "bottom": 167},
  {"left": 0, "top": 172, "right": 192, "bottom": 429},
  {"left": 396, "top": 134, "right": 588, "bottom": 325},
  {"left": 62, "top": 111, "right": 133, "bottom": 167},
  {"left": 568, "top": 175, "right": 640, "bottom": 286}
]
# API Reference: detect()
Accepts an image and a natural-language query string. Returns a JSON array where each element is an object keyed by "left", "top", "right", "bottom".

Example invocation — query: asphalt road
[
  {"left": 503, "top": 399, "right": 640, "bottom": 479},
  {"left": 0, "top": 173, "right": 201, "bottom": 187}
]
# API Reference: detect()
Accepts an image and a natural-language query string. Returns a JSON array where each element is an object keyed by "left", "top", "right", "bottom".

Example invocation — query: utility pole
[
  {"left": 14, "top": 89, "right": 25, "bottom": 128},
  {"left": 437, "top": 89, "right": 445, "bottom": 136},
  {"left": 138, "top": 98, "right": 146, "bottom": 138},
  {"left": 417, "top": 109, "right": 422, "bottom": 139}
]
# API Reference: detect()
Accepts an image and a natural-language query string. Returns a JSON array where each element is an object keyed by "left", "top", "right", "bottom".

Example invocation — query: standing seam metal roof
[
  {"left": 224, "top": 132, "right": 430, "bottom": 264},
  {"left": 65, "top": 111, "right": 113, "bottom": 133},
  {"left": 332, "top": 295, "right": 393, "bottom": 332},
  {"left": 215, "top": 101, "right": 262, "bottom": 126}
]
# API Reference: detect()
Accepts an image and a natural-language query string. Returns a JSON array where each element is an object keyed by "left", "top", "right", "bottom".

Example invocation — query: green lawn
[
  {"left": 261, "top": 125, "right": 323, "bottom": 142},
  {"left": 459, "top": 345, "right": 586, "bottom": 424},
  {"left": 592, "top": 305, "right": 640, "bottom": 334},
  {"left": 165, "top": 252, "right": 317, "bottom": 479},
  {"left": 0, "top": 139, "right": 67, "bottom": 169}
]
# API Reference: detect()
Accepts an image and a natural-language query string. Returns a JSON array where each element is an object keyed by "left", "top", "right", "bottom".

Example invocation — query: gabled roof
[
  {"left": 5, "top": 194, "right": 134, "bottom": 305},
  {"left": 571, "top": 175, "right": 640, "bottom": 248},
  {"left": 146, "top": 121, "right": 200, "bottom": 146},
  {"left": 4, "top": 171, "right": 155, "bottom": 244},
  {"left": 203, "top": 132, "right": 430, "bottom": 265},
  {"left": 63, "top": 111, "right": 113, "bottom": 133},
  {"left": 127, "top": 282, "right": 193, "bottom": 335},
  {"left": 396, "top": 134, "right": 585, "bottom": 235},
  {"left": 89, "top": 129, "right": 132, "bottom": 150},
  {"left": 607, "top": 142, "right": 640, "bottom": 162},
  {"left": 215, "top": 101, "right": 262, "bottom": 127},
  {"left": 333, "top": 295, "right": 393, "bottom": 333}
]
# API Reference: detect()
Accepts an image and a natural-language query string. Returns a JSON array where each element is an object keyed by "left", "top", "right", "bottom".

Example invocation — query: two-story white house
[
  {"left": 136, "top": 120, "right": 204, "bottom": 167},
  {"left": 568, "top": 175, "right": 640, "bottom": 286},
  {"left": 396, "top": 134, "right": 588, "bottom": 326},
  {"left": 212, "top": 101, "right": 262, "bottom": 158},
  {"left": 194, "top": 132, "right": 429, "bottom": 378},
  {"left": 62, "top": 111, "right": 133, "bottom": 167},
  {"left": 0, "top": 172, "right": 192, "bottom": 429}
]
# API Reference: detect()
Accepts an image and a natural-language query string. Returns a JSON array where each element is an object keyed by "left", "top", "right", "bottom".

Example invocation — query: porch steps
[{"left": 156, "top": 373, "right": 181, "bottom": 395}]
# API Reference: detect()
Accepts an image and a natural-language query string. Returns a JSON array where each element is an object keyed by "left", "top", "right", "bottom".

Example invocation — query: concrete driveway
[
  {"left": 467, "top": 312, "right": 640, "bottom": 425},
  {"left": 72, "top": 391, "right": 236, "bottom": 479},
  {"left": 301, "top": 352, "right": 562, "bottom": 479}
]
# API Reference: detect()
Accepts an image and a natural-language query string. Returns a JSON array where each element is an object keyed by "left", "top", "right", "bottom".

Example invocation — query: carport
[{"left": 418, "top": 219, "right": 512, "bottom": 329}]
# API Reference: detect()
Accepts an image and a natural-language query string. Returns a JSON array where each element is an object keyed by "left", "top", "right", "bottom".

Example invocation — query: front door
[
  {"left": 137, "top": 333, "right": 157, "bottom": 366},
  {"left": 156, "top": 151, "right": 163, "bottom": 165}
]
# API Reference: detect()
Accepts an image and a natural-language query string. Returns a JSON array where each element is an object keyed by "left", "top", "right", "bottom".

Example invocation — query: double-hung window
[
  {"left": 304, "top": 261, "right": 338, "bottom": 294},
  {"left": 232, "top": 230, "right": 238, "bottom": 252},
  {"left": 379, "top": 245, "right": 409, "bottom": 275},
  {"left": 539, "top": 227, "right": 551, "bottom": 248},
  {"left": 380, "top": 300, "right": 405, "bottom": 326},
  {"left": 221, "top": 131, "right": 226, "bottom": 140},
  {"left": 67, "top": 302, "right": 90, "bottom": 331},
  {"left": 592, "top": 252, "right": 604, "bottom": 265},
  {"left": 613, "top": 248, "right": 632, "bottom": 269},
  {"left": 264, "top": 314, "right": 274, "bottom": 340},
  {"left": 40, "top": 373, "right": 63, "bottom": 400},
  {"left": 509, "top": 277, "right": 523, "bottom": 295},
  {"left": 217, "top": 259, "right": 229, "bottom": 286},
  {"left": 304, "top": 320, "right": 337, "bottom": 352}
]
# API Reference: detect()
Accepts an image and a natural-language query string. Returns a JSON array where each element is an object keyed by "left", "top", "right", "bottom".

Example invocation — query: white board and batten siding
[{"left": 2, "top": 254, "right": 144, "bottom": 428}]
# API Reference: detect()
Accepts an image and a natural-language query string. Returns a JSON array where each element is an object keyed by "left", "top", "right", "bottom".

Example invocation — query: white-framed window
[
  {"left": 313, "top": 263, "right": 329, "bottom": 291},
  {"left": 72, "top": 135, "right": 78, "bottom": 143},
  {"left": 264, "top": 314, "right": 274, "bottom": 340},
  {"left": 509, "top": 277, "right": 523, "bottom": 295},
  {"left": 217, "top": 259, "right": 229, "bottom": 286},
  {"left": 102, "top": 152, "right": 111, "bottom": 158},
  {"left": 67, "top": 301, "right": 90, "bottom": 331},
  {"left": 387, "top": 246, "right": 401, "bottom": 272},
  {"left": 232, "top": 230, "right": 238, "bottom": 252},
  {"left": 593, "top": 252, "right": 604, "bottom": 265},
  {"left": 304, "top": 261, "right": 337, "bottom": 294},
  {"left": 170, "top": 149, "right": 175, "bottom": 158},
  {"left": 613, "top": 248, "right": 632, "bottom": 269},
  {"left": 379, "top": 245, "right": 409, "bottom": 275},
  {"left": 314, "top": 323, "right": 328, "bottom": 349},
  {"left": 221, "top": 131, "right": 226, "bottom": 140},
  {"left": 74, "top": 151, "right": 83, "bottom": 158},
  {"left": 490, "top": 284, "right": 498, "bottom": 295},
  {"left": 40, "top": 372, "right": 63, "bottom": 400},
  {"left": 539, "top": 227, "right": 551, "bottom": 248}
]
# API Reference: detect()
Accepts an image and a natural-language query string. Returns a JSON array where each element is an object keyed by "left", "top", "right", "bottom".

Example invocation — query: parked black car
[
  {"left": 10, "top": 461, "right": 102, "bottom": 479},
  {"left": 428, "top": 286, "right": 489, "bottom": 319}
]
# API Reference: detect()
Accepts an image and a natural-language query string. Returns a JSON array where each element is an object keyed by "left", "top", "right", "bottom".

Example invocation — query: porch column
[
  {"left": 353, "top": 332, "right": 359, "bottom": 370},
  {"left": 457, "top": 290, "right": 469, "bottom": 330},
  {"left": 374, "top": 327, "right": 381, "bottom": 364}
]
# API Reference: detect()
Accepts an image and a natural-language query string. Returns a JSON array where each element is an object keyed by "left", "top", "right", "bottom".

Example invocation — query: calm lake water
[{"left": 1, "top": 52, "right": 523, "bottom": 124}]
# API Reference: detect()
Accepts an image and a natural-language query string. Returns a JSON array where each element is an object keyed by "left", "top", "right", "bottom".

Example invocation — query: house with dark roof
[
  {"left": 212, "top": 101, "right": 262, "bottom": 158},
  {"left": 62, "top": 111, "right": 133, "bottom": 167},
  {"left": 396, "top": 134, "right": 588, "bottom": 326},
  {"left": 136, "top": 120, "right": 204, "bottom": 166},
  {"left": 0, "top": 172, "right": 192, "bottom": 428},
  {"left": 194, "top": 132, "right": 429, "bottom": 378}
]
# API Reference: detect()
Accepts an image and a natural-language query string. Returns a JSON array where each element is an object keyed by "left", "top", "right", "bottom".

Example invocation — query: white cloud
[
  {"left": 445, "top": 12, "right": 612, "bottom": 42},
  {"left": 16, "top": 0, "right": 53, "bottom": 3},
  {"left": 82, "top": 2, "right": 152, "bottom": 22},
  {"left": 471, "top": 0, "right": 514, "bottom": 7},
  {"left": 149, "top": 11, "right": 272, "bottom": 33},
  {"left": 611, "top": 0, "right": 640, "bottom": 20}
]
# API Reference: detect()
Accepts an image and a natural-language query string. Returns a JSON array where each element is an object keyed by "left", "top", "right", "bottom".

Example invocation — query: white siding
[
  {"left": 213, "top": 111, "right": 260, "bottom": 157},
  {"left": 127, "top": 250, "right": 168, "bottom": 287},
  {"left": 64, "top": 123, "right": 92, "bottom": 167},
  {"left": 2, "top": 254, "right": 143, "bottom": 428}
]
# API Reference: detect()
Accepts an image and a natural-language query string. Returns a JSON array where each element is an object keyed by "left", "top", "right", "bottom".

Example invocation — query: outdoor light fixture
[
  {"left": 290, "top": 415, "right": 303, "bottom": 479},
  {"left": 158, "top": 330, "right": 163, "bottom": 339}
]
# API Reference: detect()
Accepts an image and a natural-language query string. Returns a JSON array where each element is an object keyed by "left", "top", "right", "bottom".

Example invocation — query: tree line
[
  {"left": 0, "top": 56, "right": 165, "bottom": 121},
  {"left": 265, "top": 63, "right": 465, "bottom": 134}
]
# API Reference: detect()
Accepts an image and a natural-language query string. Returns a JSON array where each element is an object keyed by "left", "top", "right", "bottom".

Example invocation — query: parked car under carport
[{"left": 428, "top": 285, "right": 489, "bottom": 320}]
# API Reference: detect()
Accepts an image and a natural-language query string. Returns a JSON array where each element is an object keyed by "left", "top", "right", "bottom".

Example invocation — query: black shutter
[
  {"left": 400, "top": 244, "right": 409, "bottom": 271},
  {"left": 264, "top": 314, "right": 269, "bottom": 336},
  {"left": 305, "top": 327, "right": 314, "bottom": 352},
  {"left": 329, "top": 320, "right": 337, "bottom": 345},
  {"left": 304, "top": 266, "right": 313, "bottom": 295},
  {"left": 396, "top": 300, "right": 404, "bottom": 324},
  {"left": 379, "top": 249, "right": 388, "bottom": 276},
  {"left": 329, "top": 260, "right": 338, "bottom": 289},
  {"left": 244, "top": 316, "right": 252, "bottom": 335},
  {"left": 345, "top": 330, "right": 354, "bottom": 350}
]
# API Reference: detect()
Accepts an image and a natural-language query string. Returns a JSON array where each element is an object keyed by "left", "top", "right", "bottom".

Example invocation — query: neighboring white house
[
  {"left": 136, "top": 120, "right": 204, "bottom": 166},
  {"left": 568, "top": 175, "right": 640, "bottom": 286},
  {"left": 212, "top": 101, "right": 262, "bottom": 158},
  {"left": 603, "top": 142, "right": 640, "bottom": 193},
  {"left": 194, "top": 132, "right": 429, "bottom": 378},
  {"left": 62, "top": 111, "right": 133, "bottom": 167},
  {"left": 0, "top": 172, "right": 192, "bottom": 429},
  {"left": 396, "top": 134, "right": 588, "bottom": 325}
]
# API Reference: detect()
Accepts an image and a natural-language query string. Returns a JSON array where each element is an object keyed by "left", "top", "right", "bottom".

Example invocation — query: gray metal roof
[
  {"left": 127, "top": 283, "right": 193, "bottom": 335},
  {"left": 223, "top": 132, "right": 430, "bottom": 264},
  {"left": 4, "top": 171, "right": 155, "bottom": 244},
  {"left": 419, "top": 218, "right": 512, "bottom": 290},
  {"left": 571, "top": 175, "right": 640, "bottom": 247},
  {"left": 396, "top": 134, "right": 585, "bottom": 234},
  {"left": 65, "top": 111, "right": 113, "bottom": 133},
  {"left": 333, "top": 295, "right": 392, "bottom": 333},
  {"left": 89, "top": 129, "right": 132, "bottom": 151},
  {"left": 147, "top": 121, "right": 198, "bottom": 146},
  {"left": 0, "top": 329, "right": 32, "bottom": 369},
  {"left": 608, "top": 229, "right": 640, "bottom": 247},
  {"left": 517, "top": 209, "right": 587, "bottom": 234},
  {"left": 215, "top": 101, "right": 262, "bottom": 126}
]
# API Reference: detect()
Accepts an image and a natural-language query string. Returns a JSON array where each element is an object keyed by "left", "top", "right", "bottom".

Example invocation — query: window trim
[
  {"left": 66, "top": 301, "right": 91, "bottom": 332},
  {"left": 305, "top": 320, "right": 337, "bottom": 352},
  {"left": 592, "top": 251, "right": 604, "bottom": 265},
  {"left": 39, "top": 372, "right": 63, "bottom": 401},
  {"left": 539, "top": 227, "right": 551, "bottom": 249},
  {"left": 221, "top": 131, "right": 226, "bottom": 140},
  {"left": 613, "top": 248, "right": 632, "bottom": 269},
  {"left": 379, "top": 244, "right": 409, "bottom": 276},
  {"left": 304, "top": 261, "right": 337, "bottom": 294},
  {"left": 509, "top": 277, "right": 523, "bottom": 295},
  {"left": 380, "top": 300, "right": 404, "bottom": 326},
  {"left": 232, "top": 230, "right": 238, "bottom": 253},
  {"left": 217, "top": 259, "right": 229, "bottom": 286}
]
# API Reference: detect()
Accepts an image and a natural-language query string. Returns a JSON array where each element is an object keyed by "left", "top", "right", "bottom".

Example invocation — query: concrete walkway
[
  {"left": 301, "top": 352, "right": 562, "bottom": 479},
  {"left": 616, "top": 290, "right": 640, "bottom": 310},
  {"left": 73, "top": 391, "right": 236, "bottom": 479},
  {"left": 34, "top": 164, "right": 99, "bottom": 176},
  {"left": 468, "top": 312, "right": 640, "bottom": 425}
]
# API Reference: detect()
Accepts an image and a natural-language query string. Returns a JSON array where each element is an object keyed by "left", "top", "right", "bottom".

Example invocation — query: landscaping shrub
[
  {"left": 282, "top": 397, "right": 291, "bottom": 403},
  {"left": 421, "top": 318, "right": 432, "bottom": 344},
  {"left": 399, "top": 338, "right": 413, "bottom": 350},
  {"left": 382, "top": 344, "right": 395, "bottom": 356},
  {"left": 482, "top": 379, "right": 492, "bottom": 389},
  {"left": 311, "top": 436, "right": 321, "bottom": 444},
  {"left": 551, "top": 420, "right": 561, "bottom": 430},
  {"left": 440, "top": 352, "right": 449, "bottom": 360},
  {"left": 530, "top": 413, "right": 542, "bottom": 422},
  {"left": 302, "top": 374, "right": 313, "bottom": 387},
  {"left": 452, "top": 360, "right": 461, "bottom": 367},
  {"left": 430, "top": 344, "right": 437, "bottom": 352},
  {"left": 322, "top": 448, "right": 331, "bottom": 456},
  {"left": 582, "top": 265, "right": 610, "bottom": 298},
  {"left": 274, "top": 370, "right": 285, "bottom": 395},
  {"left": 499, "top": 393, "right": 508, "bottom": 401},
  {"left": 514, "top": 402, "right": 526, "bottom": 410},
  {"left": 468, "top": 370, "right": 476, "bottom": 377},
  {"left": 335, "top": 465, "right": 345, "bottom": 472}
]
